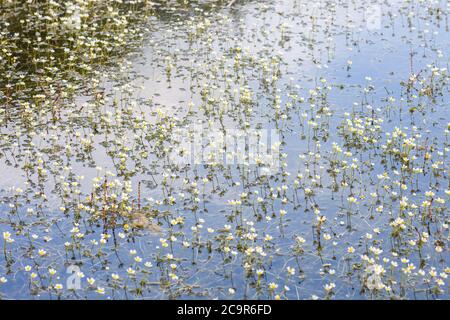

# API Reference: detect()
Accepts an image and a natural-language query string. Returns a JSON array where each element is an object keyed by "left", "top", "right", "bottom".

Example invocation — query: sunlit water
[{"left": 0, "top": 0, "right": 448, "bottom": 299}]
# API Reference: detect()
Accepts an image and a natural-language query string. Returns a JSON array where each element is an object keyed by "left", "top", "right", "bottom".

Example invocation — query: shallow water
[{"left": 0, "top": 0, "right": 448, "bottom": 299}]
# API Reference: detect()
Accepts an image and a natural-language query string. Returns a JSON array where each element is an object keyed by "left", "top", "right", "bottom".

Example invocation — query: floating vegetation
[{"left": 0, "top": 0, "right": 448, "bottom": 300}]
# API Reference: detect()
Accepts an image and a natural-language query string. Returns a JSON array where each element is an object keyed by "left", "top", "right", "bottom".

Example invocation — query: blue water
[{"left": 0, "top": 0, "right": 448, "bottom": 300}]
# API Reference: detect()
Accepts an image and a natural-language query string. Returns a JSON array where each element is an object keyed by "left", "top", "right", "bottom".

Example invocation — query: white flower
[
  {"left": 324, "top": 283, "right": 335, "bottom": 292},
  {"left": 347, "top": 196, "right": 357, "bottom": 204},
  {"left": 3, "top": 232, "right": 11, "bottom": 241},
  {"left": 268, "top": 282, "right": 278, "bottom": 290},
  {"left": 287, "top": 266, "right": 296, "bottom": 276}
]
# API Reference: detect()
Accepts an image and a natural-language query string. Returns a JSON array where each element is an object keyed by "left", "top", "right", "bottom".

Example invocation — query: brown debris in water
[{"left": 130, "top": 211, "right": 163, "bottom": 234}]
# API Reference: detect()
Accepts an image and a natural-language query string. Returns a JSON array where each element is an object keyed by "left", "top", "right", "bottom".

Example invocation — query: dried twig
[{"left": 227, "top": 0, "right": 237, "bottom": 8}]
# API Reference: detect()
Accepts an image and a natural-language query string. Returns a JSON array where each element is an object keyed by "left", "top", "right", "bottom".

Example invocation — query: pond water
[{"left": 0, "top": 0, "right": 448, "bottom": 299}]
